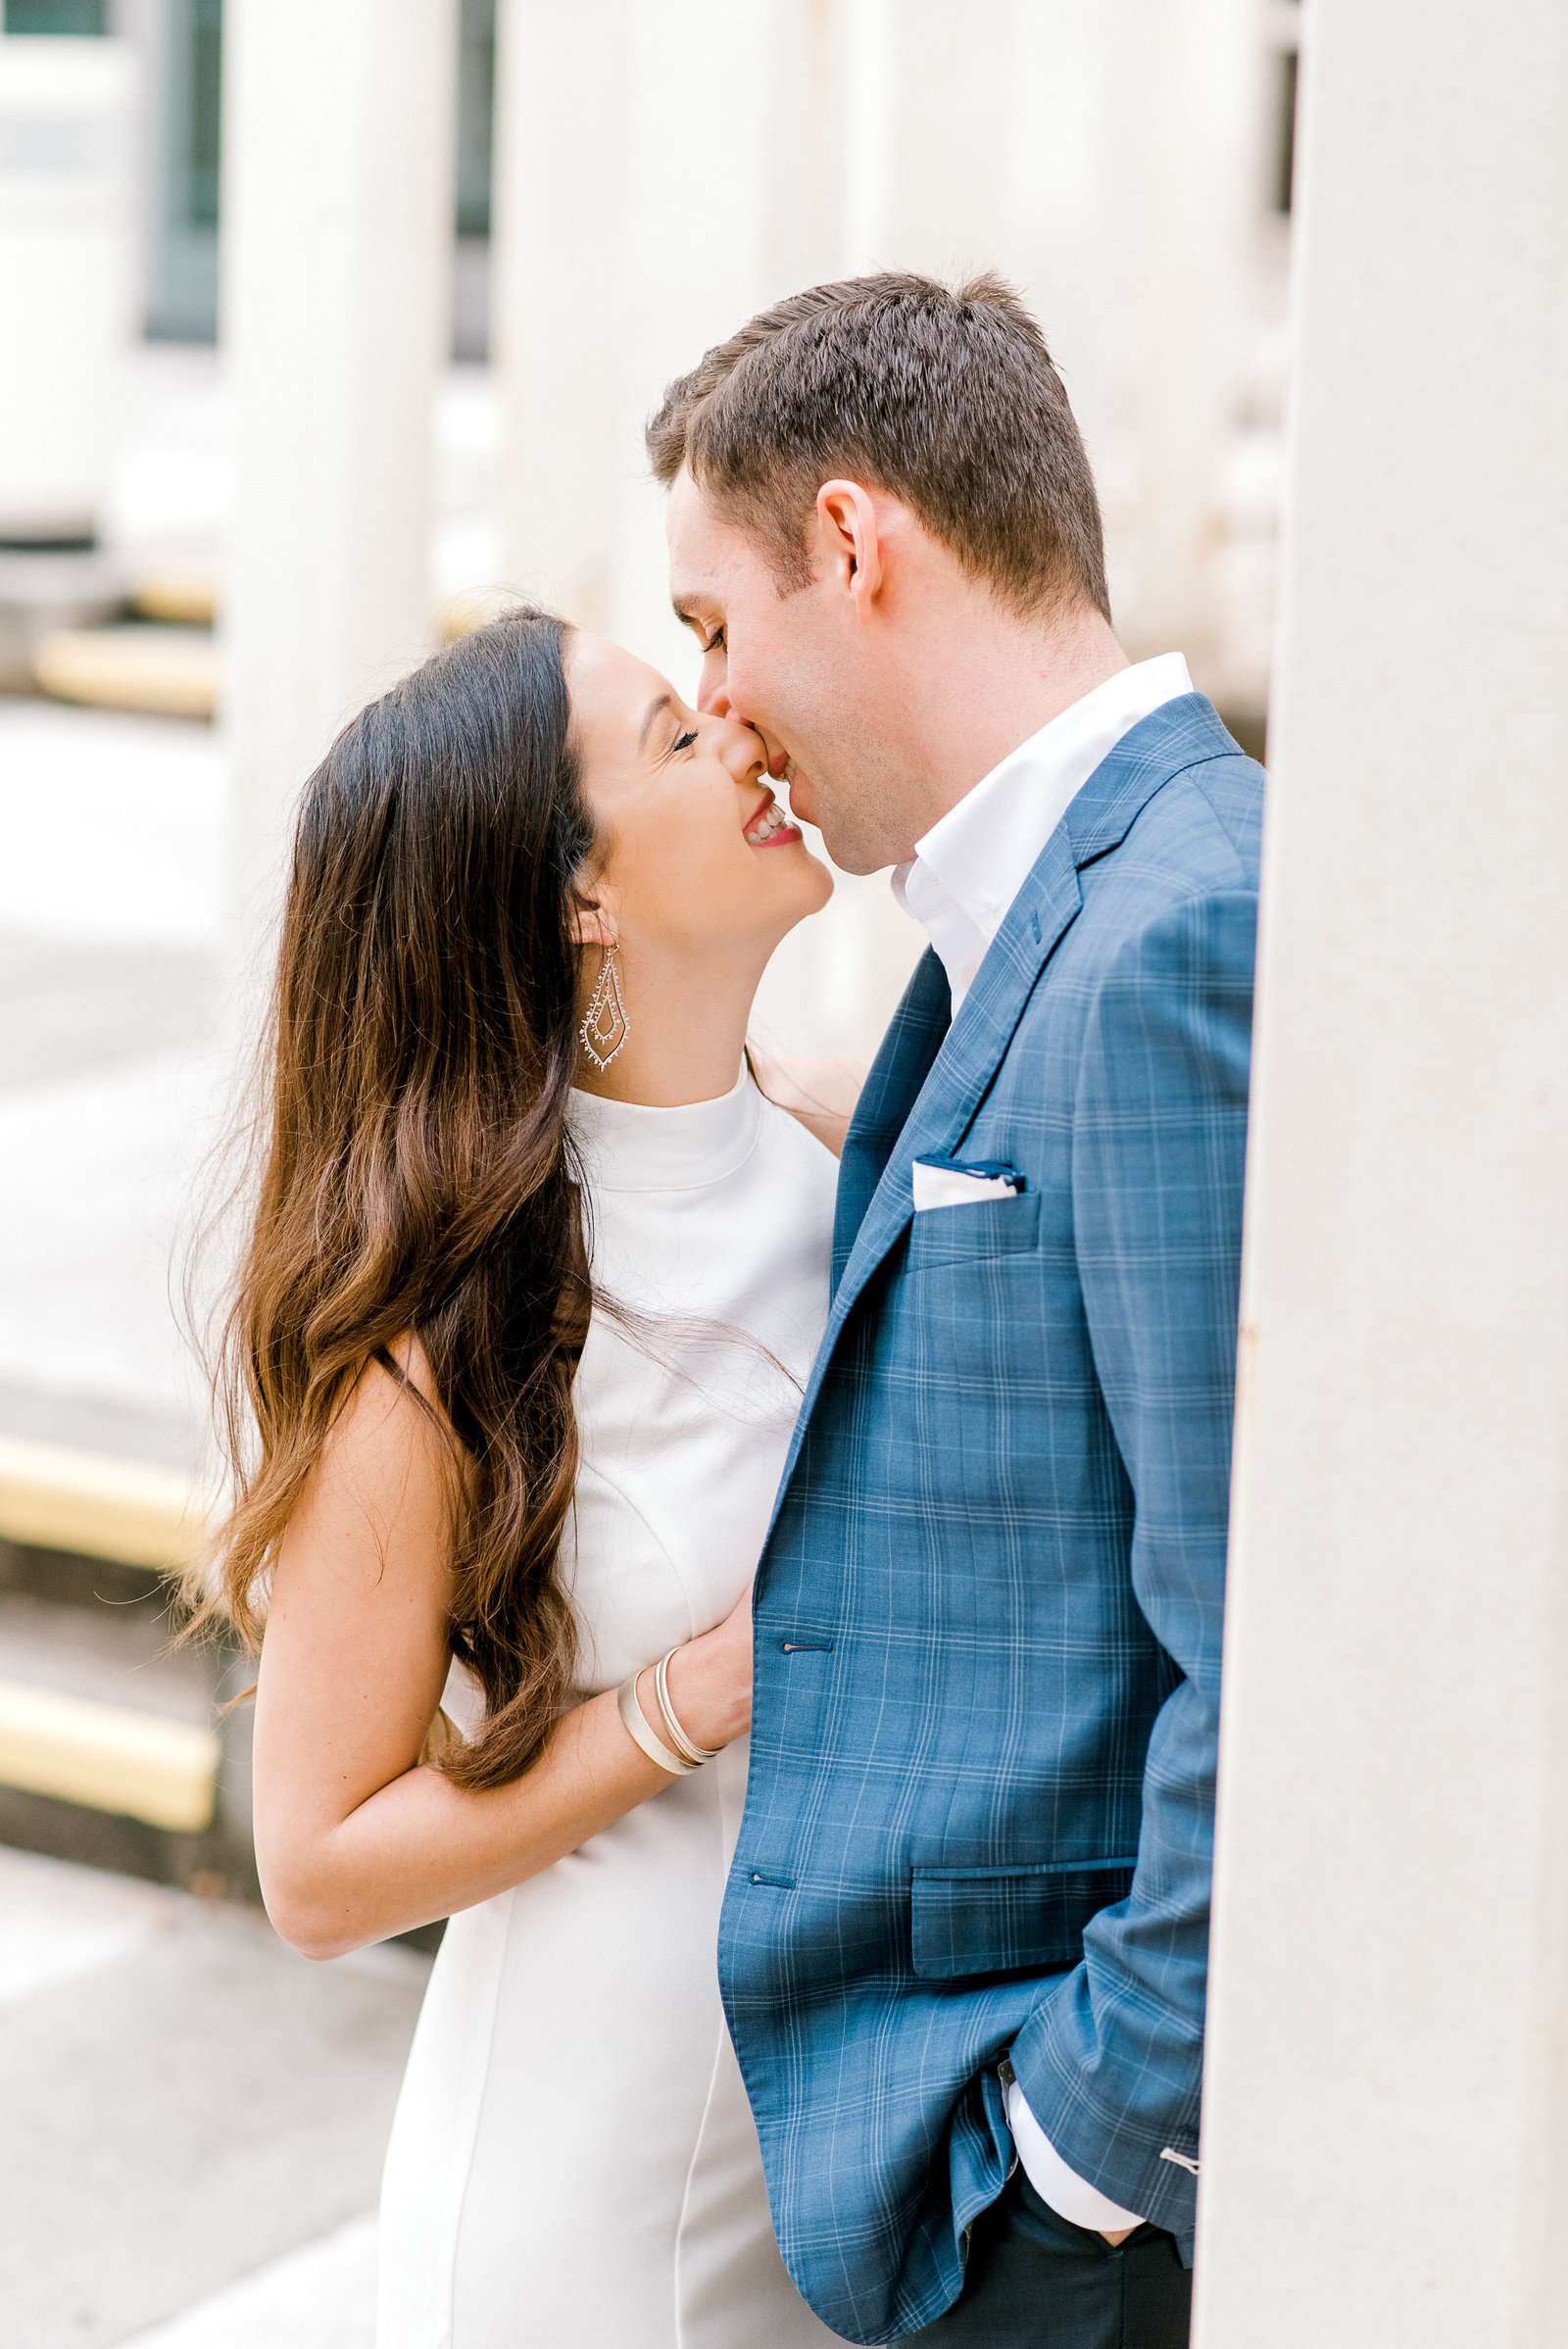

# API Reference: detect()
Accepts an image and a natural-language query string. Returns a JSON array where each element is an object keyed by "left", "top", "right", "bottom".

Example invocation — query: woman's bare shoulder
[
  {"left": 751, "top": 1052, "right": 868, "bottom": 1160},
  {"left": 308, "top": 1334, "right": 455, "bottom": 1525}
]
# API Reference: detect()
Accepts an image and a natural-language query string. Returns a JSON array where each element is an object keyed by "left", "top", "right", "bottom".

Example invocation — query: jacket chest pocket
[
  {"left": 910, "top": 1857, "right": 1136, "bottom": 1980},
  {"left": 905, "top": 1188, "right": 1043, "bottom": 1269}
]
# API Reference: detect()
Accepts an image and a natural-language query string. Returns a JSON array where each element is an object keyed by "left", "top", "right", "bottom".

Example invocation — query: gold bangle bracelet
[
  {"left": 655, "top": 1646, "right": 724, "bottom": 1767},
  {"left": 616, "top": 1670, "right": 697, "bottom": 1776}
]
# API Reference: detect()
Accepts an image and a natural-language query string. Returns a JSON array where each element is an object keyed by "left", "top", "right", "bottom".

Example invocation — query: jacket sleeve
[{"left": 1006, "top": 881, "right": 1257, "bottom": 2240}]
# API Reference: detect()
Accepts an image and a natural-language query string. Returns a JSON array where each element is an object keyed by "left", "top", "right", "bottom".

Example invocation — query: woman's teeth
[{"left": 744, "top": 799, "right": 792, "bottom": 845}]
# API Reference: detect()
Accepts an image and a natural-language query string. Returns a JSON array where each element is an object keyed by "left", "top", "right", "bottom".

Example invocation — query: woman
[{"left": 195, "top": 610, "right": 860, "bottom": 2345}]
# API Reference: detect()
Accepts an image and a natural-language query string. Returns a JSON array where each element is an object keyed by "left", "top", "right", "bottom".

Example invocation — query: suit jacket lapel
[
  {"left": 828, "top": 833, "right": 1083, "bottom": 1335},
  {"left": 774, "top": 845, "right": 1081, "bottom": 1483},
  {"left": 832, "top": 948, "right": 951, "bottom": 1287}
]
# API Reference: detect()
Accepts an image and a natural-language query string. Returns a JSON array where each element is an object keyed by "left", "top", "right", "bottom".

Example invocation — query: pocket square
[{"left": 912, "top": 1156, "right": 1025, "bottom": 1212}]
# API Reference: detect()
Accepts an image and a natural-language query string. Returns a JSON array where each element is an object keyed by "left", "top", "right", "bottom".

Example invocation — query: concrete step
[
  {"left": 127, "top": 559, "right": 220, "bottom": 628},
  {"left": 30, "top": 622, "right": 220, "bottom": 720},
  {"left": 19, "top": 579, "right": 510, "bottom": 722},
  {"left": 0, "top": 1432, "right": 207, "bottom": 1572},
  {"left": 0, "top": 1675, "right": 219, "bottom": 1834},
  {"left": 0, "top": 1436, "right": 257, "bottom": 1896}
]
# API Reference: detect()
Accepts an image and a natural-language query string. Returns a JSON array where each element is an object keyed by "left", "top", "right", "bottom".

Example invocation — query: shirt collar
[{"left": 892, "top": 653, "right": 1194, "bottom": 1009}]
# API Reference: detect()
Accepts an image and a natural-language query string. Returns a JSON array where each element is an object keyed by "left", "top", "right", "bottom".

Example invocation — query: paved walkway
[
  {"left": 0, "top": 1847, "right": 424, "bottom": 2348},
  {"left": 119, "top": 2219, "right": 377, "bottom": 2349}
]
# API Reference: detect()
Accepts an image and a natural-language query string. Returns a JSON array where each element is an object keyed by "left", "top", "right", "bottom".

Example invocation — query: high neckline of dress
[{"left": 567, "top": 1066, "right": 764, "bottom": 1192}]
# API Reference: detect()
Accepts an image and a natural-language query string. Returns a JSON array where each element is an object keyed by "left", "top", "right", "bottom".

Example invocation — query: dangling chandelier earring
[{"left": 579, "top": 940, "right": 630, "bottom": 1071}]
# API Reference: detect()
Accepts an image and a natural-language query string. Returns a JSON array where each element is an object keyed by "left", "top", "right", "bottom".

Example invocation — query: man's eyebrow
[{"left": 638, "top": 692, "right": 674, "bottom": 752}]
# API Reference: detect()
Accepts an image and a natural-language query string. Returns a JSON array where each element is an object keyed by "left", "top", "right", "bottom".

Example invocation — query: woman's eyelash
[{"left": 673, "top": 729, "right": 699, "bottom": 753}]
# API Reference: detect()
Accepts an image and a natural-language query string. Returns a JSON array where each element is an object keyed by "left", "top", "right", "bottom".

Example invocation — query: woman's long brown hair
[{"left": 186, "top": 609, "right": 599, "bottom": 1789}]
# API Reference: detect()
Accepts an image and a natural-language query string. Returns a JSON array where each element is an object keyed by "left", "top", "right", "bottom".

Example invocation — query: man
[{"left": 651, "top": 272, "right": 1260, "bottom": 2346}]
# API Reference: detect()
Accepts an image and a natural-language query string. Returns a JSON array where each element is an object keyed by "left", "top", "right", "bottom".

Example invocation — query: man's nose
[{"left": 696, "top": 651, "right": 730, "bottom": 717}]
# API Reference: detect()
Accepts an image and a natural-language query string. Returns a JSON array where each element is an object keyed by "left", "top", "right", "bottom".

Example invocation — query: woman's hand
[{"left": 646, "top": 1584, "right": 755, "bottom": 1756}]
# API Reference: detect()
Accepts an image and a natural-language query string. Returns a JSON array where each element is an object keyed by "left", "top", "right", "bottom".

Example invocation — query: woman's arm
[
  {"left": 250, "top": 1350, "right": 749, "bottom": 1961},
  {"left": 750, "top": 1052, "right": 867, "bottom": 1158}
]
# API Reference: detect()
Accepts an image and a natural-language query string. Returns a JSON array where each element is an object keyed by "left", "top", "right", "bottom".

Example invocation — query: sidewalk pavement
[
  {"left": 118, "top": 2219, "right": 377, "bottom": 2349},
  {"left": 0, "top": 1845, "right": 424, "bottom": 2348}
]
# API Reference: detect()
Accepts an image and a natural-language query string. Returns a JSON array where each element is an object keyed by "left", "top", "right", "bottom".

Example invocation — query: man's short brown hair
[{"left": 647, "top": 270, "right": 1109, "bottom": 624}]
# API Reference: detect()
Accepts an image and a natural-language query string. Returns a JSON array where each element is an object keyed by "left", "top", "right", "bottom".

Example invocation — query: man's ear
[{"left": 813, "top": 480, "right": 884, "bottom": 618}]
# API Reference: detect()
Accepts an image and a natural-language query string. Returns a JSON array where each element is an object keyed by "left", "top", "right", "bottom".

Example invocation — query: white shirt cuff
[{"left": 1004, "top": 2077, "right": 1146, "bottom": 2232}]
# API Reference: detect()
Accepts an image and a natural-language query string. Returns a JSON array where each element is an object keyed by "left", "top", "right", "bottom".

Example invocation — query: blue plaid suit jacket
[{"left": 720, "top": 695, "right": 1262, "bottom": 2342}]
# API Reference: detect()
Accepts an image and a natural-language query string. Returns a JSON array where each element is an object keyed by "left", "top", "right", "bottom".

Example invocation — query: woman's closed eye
[{"left": 672, "top": 728, "right": 699, "bottom": 754}]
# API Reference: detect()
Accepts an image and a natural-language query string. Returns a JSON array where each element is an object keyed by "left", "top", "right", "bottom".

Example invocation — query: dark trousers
[{"left": 903, "top": 2170, "right": 1192, "bottom": 2348}]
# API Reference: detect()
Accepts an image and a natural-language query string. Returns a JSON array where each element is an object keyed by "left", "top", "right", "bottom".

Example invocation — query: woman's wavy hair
[{"left": 187, "top": 608, "right": 598, "bottom": 1790}]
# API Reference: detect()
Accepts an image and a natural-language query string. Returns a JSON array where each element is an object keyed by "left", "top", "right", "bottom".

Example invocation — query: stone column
[
  {"left": 491, "top": 0, "right": 825, "bottom": 683},
  {"left": 1106, "top": 0, "right": 1264, "bottom": 674},
  {"left": 221, "top": 0, "right": 457, "bottom": 987},
  {"left": 488, "top": 0, "right": 630, "bottom": 648},
  {"left": 0, "top": 34, "right": 138, "bottom": 542},
  {"left": 1195, "top": 4, "right": 1568, "bottom": 2342}
]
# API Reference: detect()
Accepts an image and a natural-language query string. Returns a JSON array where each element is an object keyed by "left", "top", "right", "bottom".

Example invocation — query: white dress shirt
[
  {"left": 892, "top": 651, "right": 1194, "bottom": 2235},
  {"left": 893, "top": 652, "right": 1193, "bottom": 1015}
]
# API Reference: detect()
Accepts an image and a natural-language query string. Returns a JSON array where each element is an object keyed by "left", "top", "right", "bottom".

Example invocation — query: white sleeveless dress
[{"left": 376, "top": 1071, "right": 844, "bottom": 2349}]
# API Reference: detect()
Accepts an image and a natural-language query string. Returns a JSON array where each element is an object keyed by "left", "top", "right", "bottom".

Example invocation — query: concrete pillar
[
  {"left": 488, "top": 0, "right": 629, "bottom": 648},
  {"left": 1195, "top": 5, "right": 1568, "bottom": 2343},
  {"left": 0, "top": 34, "right": 138, "bottom": 541},
  {"left": 491, "top": 0, "right": 830, "bottom": 682},
  {"left": 220, "top": 0, "right": 457, "bottom": 982},
  {"left": 1108, "top": 0, "right": 1263, "bottom": 672}
]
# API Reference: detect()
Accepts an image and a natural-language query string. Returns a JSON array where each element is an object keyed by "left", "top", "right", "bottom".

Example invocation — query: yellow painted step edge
[
  {"left": 31, "top": 625, "right": 220, "bottom": 721},
  {"left": 0, "top": 1679, "right": 220, "bottom": 1833},
  {"left": 0, "top": 1435, "right": 210, "bottom": 1572}
]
